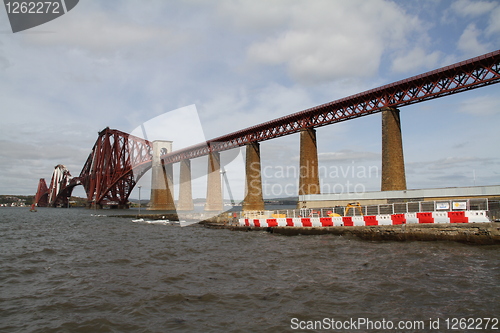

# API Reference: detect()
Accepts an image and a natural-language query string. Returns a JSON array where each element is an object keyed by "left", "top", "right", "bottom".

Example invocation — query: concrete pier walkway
[{"left": 203, "top": 221, "right": 500, "bottom": 245}]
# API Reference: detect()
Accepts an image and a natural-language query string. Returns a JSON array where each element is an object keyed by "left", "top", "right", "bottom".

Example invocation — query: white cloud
[
  {"left": 451, "top": 0, "right": 498, "bottom": 17},
  {"left": 318, "top": 150, "right": 380, "bottom": 162},
  {"left": 486, "top": 6, "right": 500, "bottom": 35},
  {"left": 129, "top": 105, "right": 207, "bottom": 150},
  {"left": 248, "top": 30, "right": 381, "bottom": 84},
  {"left": 458, "top": 95, "right": 500, "bottom": 116},
  {"left": 23, "top": 11, "right": 185, "bottom": 56},
  {"left": 198, "top": 83, "right": 314, "bottom": 138},
  {"left": 10, "top": 0, "right": 197, "bottom": 65},
  {"left": 216, "top": 0, "right": 290, "bottom": 32},
  {"left": 223, "top": 0, "right": 423, "bottom": 84},
  {"left": 391, "top": 47, "right": 441, "bottom": 73},
  {"left": 427, "top": 156, "right": 485, "bottom": 171},
  {"left": 457, "top": 24, "right": 491, "bottom": 56},
  {"left": 405, "top": 155, "right": 499, "bottom": 188},
  {"left": 448, "top": 0, "right": 500, "bottom": 50}
]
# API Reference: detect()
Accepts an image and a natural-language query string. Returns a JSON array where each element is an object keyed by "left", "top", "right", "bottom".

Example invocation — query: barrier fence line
[
  {"left": 240, "top": 198, "right": 493, "bottom": 220},
  {"left": 239, "top": 211, "right": 490, "bottom": 227}
]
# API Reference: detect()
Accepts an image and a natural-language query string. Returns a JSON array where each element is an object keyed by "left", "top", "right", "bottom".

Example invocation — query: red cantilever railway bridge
[{"left": 34, "top": 50, "right": 500, "bottom": 208}]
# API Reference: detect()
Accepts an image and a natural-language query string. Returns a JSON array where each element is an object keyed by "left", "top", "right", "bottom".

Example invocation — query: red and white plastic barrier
[{"left": 239, "top": 211, "right": 490, "bottom": 227}]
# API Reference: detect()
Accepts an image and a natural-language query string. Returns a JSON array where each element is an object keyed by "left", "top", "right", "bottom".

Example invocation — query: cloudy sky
[{"left": 1, "top": 0, "right": 499, "bottom": 201}]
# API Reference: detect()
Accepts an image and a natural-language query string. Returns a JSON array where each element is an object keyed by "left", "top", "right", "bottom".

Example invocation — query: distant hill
[
  {"left": 0, "top": 195, "right": 89, "bottom": 207},
  {"left": 264, "top": 197, "right": 298, "bottom": 205},
  {"left": 0, "top": 195, "right": 33, "bottom": 207}
]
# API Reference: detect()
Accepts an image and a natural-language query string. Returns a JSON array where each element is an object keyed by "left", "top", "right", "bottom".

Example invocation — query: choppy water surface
[{"left": 1, "top": 208, "right": 499, "bottom": 332}]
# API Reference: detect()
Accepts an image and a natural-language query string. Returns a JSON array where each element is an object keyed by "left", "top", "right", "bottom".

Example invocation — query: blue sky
[{"left": 0, "top": 0, "right": 499, "bottom": 200}]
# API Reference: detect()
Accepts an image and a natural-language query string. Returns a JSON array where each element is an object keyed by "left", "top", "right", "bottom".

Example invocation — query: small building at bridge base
[{"left": 298, "top": 185, "right": 500, "bottom": 208}]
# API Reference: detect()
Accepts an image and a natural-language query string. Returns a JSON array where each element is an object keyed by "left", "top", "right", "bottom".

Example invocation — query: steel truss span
[
  {"left": 33, "top": 128, "right": 154, "bottom": 208},
  {"left": 79, "top": 128, "right": 153, "bottom": 207},
  {"left": 163, "top": 49, "right": 500, "bottom": 164}
]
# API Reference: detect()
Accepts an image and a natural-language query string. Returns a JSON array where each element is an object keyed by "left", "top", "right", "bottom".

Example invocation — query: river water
[{"left": 1, "top": 207, "right": 499, "bottom": 332}]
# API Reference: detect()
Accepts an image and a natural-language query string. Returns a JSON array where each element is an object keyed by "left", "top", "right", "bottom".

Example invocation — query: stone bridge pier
[
  {"left": 381, "top": 107, "right": 407, "bottom": 191},
  {"left": 149, "top": 140, "right": 175, "bottom": 210}
]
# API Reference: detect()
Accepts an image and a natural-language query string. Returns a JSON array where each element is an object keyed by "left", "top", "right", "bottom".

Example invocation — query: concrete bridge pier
[
  {"left": 177, "top": 159, "right": 194, "bottom": 211},
  {"left": 205, "top": 151, "right": 224, "bottom": 211},
  {"left": 298, "top": 128, "right": 321, "bottom": 208},
  {"left": 149, "top": 140, "right": 176, "bottom": 210},
  {"left": 299, "top": 128, "right": 321, "bottom": 194},
  {"left": 381, "top": 107, "right": 407, "bottom": 191},
  {"left": 243, "top": 142, "right": 265, "bottom": 211}
]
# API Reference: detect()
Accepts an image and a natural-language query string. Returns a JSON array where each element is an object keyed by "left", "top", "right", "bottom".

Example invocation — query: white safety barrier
[
  {"left": 238, "top": 211, "right": 490, "bottom": 228},
  {"left": 465, "top": 210, "right": 489, "bottom": 223},
  {"left": 311, "top": 218, "right": 322, "bottom": 227},
  {"left": 332, "top": 217, "right": 344, "bottom": 226},
  {"left": 432, "top": 211, "right": 450, "bottom": 224},
  {"left": 405, "top": 212, "right": 419, "bottom": 224},
  {"left": 377, "top": 214, "right": 393, "bottom": 226},
  {"left": 292, "top": 218, "right": 302, "bottom": 227},
  {"left": 277, "top": 218, "right": 287, "bottom": 226}
]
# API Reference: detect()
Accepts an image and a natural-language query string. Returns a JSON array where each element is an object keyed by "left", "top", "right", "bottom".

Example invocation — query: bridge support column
[
  {"left": 205, "top": 151, "right": 223, "bottom": 211},
  {"left": 89, "top": 202, "right": 103, "bottom": 210},
  {"left": 381, "top": 107, "right": 407, "bottom": 191},
  {"left": 177, "top": 159, "right": 194, "bottom": 211},
  {"left": 298, "top": 128, "right": 320, "bottom": 207},
  {"left": 243, "top": 142, "right": 265, "bottom": 211},
  {"left": 149, "top": 140, "right": 176, "bottom": 210}
]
